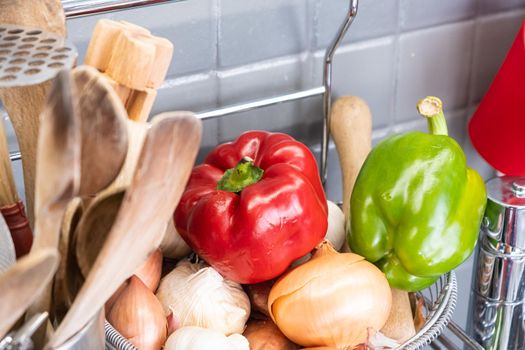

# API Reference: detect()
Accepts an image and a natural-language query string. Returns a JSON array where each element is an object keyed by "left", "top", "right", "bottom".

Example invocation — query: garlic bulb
[
  {"left": 164, "top": 327, "right": 249, "bottom": 350},
  {"left": 156, "top": 260, "right": 250, "bottom": 335},
  {"left": 108, "top": 276, "right": 167, "bottom": 350},
  {"left": 134, "top": 248, "right": 163, "bottom": 291},
  {"left": 268, "top": 241, "right": 392, "bottom": 349},
  {"left": 325, "top": 201, "right": 345, "bottom": 251},
  {"left": 159, "top": 219, "right": 192, "bottom": 259}
]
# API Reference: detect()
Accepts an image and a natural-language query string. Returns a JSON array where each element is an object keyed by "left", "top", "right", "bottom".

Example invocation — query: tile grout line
[{"left": 388, "top": 0, "right": 403, "bottom": 137}]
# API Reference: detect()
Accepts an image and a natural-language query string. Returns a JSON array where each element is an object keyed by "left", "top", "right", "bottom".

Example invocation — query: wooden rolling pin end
[{"left": 380, "top": 288, "right": 416, "bottom": 343}]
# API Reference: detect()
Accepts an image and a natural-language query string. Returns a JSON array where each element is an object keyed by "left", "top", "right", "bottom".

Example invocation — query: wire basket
[{"left": 104, "top": 270, "right": 457, "bottom": 350}]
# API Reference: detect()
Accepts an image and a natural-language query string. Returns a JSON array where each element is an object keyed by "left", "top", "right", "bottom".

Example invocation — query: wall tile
[
  {"left": 396, "top": 21, "right": 474, "bottom": 122},
  {"left": 314, "top": 0, "right": 398, "bottom": 49},
  {"left": 219, "top": 0, "right": 308, "bottom": 68},
  {"left": 67, "top": 0, "right": 217, "bottom": 77},
  {"left": 400, "top": 0, "right": 477, "bottom": 31},
  {"left": 313, "top": 37, "right": 396, "bottom": 129},
  {"left": 479, "top": 0, "right": 525, "bottom": 15},
  {"left": 470, "top": 10, "right": 525, "bottom": 103}
]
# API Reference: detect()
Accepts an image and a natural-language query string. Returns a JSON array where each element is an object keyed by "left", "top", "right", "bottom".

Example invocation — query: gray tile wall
[{"left": 2, "top": 0, "right": 525, "bottom": 340}]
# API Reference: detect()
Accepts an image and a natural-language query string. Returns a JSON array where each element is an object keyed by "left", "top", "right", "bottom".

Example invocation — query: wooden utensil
[
  {"left": 0, "top": 248, "right": 59, "bottom": 339},
  {"left": 49, "top": 112, "right": 202, "bottom": 348},
  {"left": 0, "top": 0, "right": 66, "bottom": 224},
  {"left": 71, "top": 66, "right": 129, "bottom": 197},
  {"left": 25, "top": 70, "right": 80, "bottom": 347},
  {"left": 0, "top": 117, "right": 32, "bottom": 257},
  {"left": 330, "top": 96, "right": 416, "bottom": 342},
  {"left": 329, "top": 96, "right": 372, "bottom": 221},
  {"left": 75, "top": 189, "right": 125, "bottom": 278}
]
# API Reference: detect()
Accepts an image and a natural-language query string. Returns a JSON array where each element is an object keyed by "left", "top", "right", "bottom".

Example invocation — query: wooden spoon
[
  {"left": 330, "top": 96, "right": 415, "bottom": 342},
  {"left": 0, "top": 248, "right": 59, "bottom": 339},
  {"left": 0, "top": 0, "right": 66, "bottom": 224},
  {"left": 25, "top": 70, "right": 80, "bottom": 347},
  {"left": 75, "top": 189, "right": 125, "bottom": 279},
  {"left": 71, "top": 66, "right": 129, "bottom": 197},
  {"left": 49, "top": 112, "right": 202, "bottom": 348}
]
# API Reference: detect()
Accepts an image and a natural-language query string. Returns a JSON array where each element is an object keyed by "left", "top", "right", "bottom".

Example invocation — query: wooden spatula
[
  {"left": 0, "top": 0, "right": 66, "bottom": 224},
  {"left": 49, "top": 112, "right": 202, "bottom": 348},
  {"left": 0, "top": 248, "right": 59, "bottom": 339}
]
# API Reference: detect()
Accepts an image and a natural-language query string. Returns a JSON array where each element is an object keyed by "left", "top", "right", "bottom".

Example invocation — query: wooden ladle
[
  {"left": 49, "top": 112, "right": 202, "bottom": 348},
  {"left": 0, "top": 248, "right": 59, "bottom": 339}
]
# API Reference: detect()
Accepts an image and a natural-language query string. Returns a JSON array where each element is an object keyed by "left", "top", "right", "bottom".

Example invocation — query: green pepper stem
[
  {"left": 416, "top": 96, "right": 448, "bottom": 136},
  {"left": 217, "top": 157, "right": 264, "bottom": 193}
]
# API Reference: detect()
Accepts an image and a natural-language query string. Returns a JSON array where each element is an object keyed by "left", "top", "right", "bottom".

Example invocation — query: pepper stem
[
  {"left": 416, "top": 96, "right": 448, "bottom": 136},
  {"left": 217, "top": 157, "right": 264, "bottom": 193}
]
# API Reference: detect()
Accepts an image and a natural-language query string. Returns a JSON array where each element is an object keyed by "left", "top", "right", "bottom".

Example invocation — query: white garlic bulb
[
  {"left": 326, "top": 200, "right": 346, "bottom": 251},
  {"left": 164, "top": 327, "right": 249, "bottom": 350},
  {"left": 156, "top": 260, "right": 250, "bottom": 335}
]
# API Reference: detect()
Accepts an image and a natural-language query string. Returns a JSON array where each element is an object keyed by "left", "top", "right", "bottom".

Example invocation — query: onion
[
  {"left": 134, "top": 248, "right": 163, "bottom": 291},
  {"left": 243, "top": 319, "right": 298, "bottom": 350},
  {"left": 159, "top": 218, "right": 192, "bottom": 259},
  {"left": 107, "top": 276, "right": 167, "bottom": 350},
  {"left": 244, "top": 279, "right": 275, "bottom": 317},
  {"left": 268, "top": 241, "right": 392, "bottom": 349}
]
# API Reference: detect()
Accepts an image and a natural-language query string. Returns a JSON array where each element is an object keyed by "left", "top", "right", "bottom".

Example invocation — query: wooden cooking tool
[
  {"left": 25, "top": 70, "right": 80, "bottom": 349},
  {"left": 85, "top": 19, "right": 174, "bottom": 122},
  {"left": 75, "top": 189, "right": 125, "bottom": 278},
  {"left": 330, "top": 96, "right": 416, "bottom": 342},
  {"left": 0, "top": 248, "right": 59, "bottom": 339},
  {"left": 49, "top": 112, "right": 202, "bottom": 348},
  {"left": 53, "top": 198, "right": 83, "bottom": 322},
  {"left": 0, "top": 117, "right": 32, "bottom": 257},
  {"left": 329, "top": 96, "right": 372, "bottom": 221},
  {"left": 71, "top": 65, "right": 129, "bottom": 197},
  {"left": 0, "top": 0, "right": 66, "bottom": 224}
]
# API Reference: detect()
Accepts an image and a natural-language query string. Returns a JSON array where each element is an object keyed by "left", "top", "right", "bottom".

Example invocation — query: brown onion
[
  {"left": 108, "top": 276, "right": 167, "bottom": 350},
  {"left": 243, "top": 319, "right": 298, "bottom": 350},
  {"left": 268, "top": 241, "right": 392, "bottom": 349},
  {"left": 134, "top": 248, "right": 162, "bottom": 291}
]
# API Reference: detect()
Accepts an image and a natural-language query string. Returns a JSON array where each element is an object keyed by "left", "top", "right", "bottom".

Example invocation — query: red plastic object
[{"left": 469, "top": 20, "right": 525, "bottom": 177}]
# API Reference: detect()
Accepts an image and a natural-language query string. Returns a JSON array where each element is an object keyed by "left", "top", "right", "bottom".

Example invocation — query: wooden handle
[
  {"left": 329, "top": 96, "right": 372, "bottom": 220},
  {"left": 380, "top": 288, "right": 416, "bottom": 343}
]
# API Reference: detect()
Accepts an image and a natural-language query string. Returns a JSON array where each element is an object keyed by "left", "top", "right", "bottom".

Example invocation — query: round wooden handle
[{"left": 330, "top": 96, "right": 372, "bottom": 220}]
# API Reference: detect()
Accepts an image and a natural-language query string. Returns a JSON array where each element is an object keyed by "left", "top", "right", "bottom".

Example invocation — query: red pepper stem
[
  {"left": 416, "top": 96, "right": 448, "bottom": 136},
  {"left": 217, "top": 157, "right": 264, "bottom": 193}
]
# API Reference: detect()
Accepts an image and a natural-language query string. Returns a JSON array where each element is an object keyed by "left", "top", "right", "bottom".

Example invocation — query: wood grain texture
[
  {"left": 0, "top": 248, "right": 59, "bottom": 339},
  {"left": 49, "top": 112, "right": 202, "bottom": 348},
  {"left": 329, "top": 96, "right": 372, "bottom": 221},
  {"left": 0, "top": 0, "right": 66, "bottom": 225},
  {"left": 380, "top": 288, "right": 416, "bottom": 343}
]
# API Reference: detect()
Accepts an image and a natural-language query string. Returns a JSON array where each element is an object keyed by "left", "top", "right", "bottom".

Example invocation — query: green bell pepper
[{"left": 348, "top": 96, "right": 487, "bottom": 292}]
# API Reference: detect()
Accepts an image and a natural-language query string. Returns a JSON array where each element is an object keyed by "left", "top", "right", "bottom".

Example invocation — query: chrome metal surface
[
  {"left": 468, "top": 176, "right": 525, "bottom": 349},
  {"left": 0, "top": 24, "right": 77, "bottom": 88},
  {"left": 8, "top": 152, "right": 20, "bottom": 162},
  {"left": 195, "top": 86, "right": 325, "bottom": 121},
  {"left": 63, "top": 0, "right": 178, "bottom": 18},
  {"left": 321, "top": 0, "right": 358, "bottom": 186}
]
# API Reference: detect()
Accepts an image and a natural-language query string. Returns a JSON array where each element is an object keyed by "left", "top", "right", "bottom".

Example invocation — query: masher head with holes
[{"left": 0, "top": 24, "right": 76, "bottom": 88}]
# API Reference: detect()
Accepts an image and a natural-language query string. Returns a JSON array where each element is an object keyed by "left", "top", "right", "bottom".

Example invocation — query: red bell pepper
[{"left": 174, "top": 131, "right": 328, "bottom": 284}]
